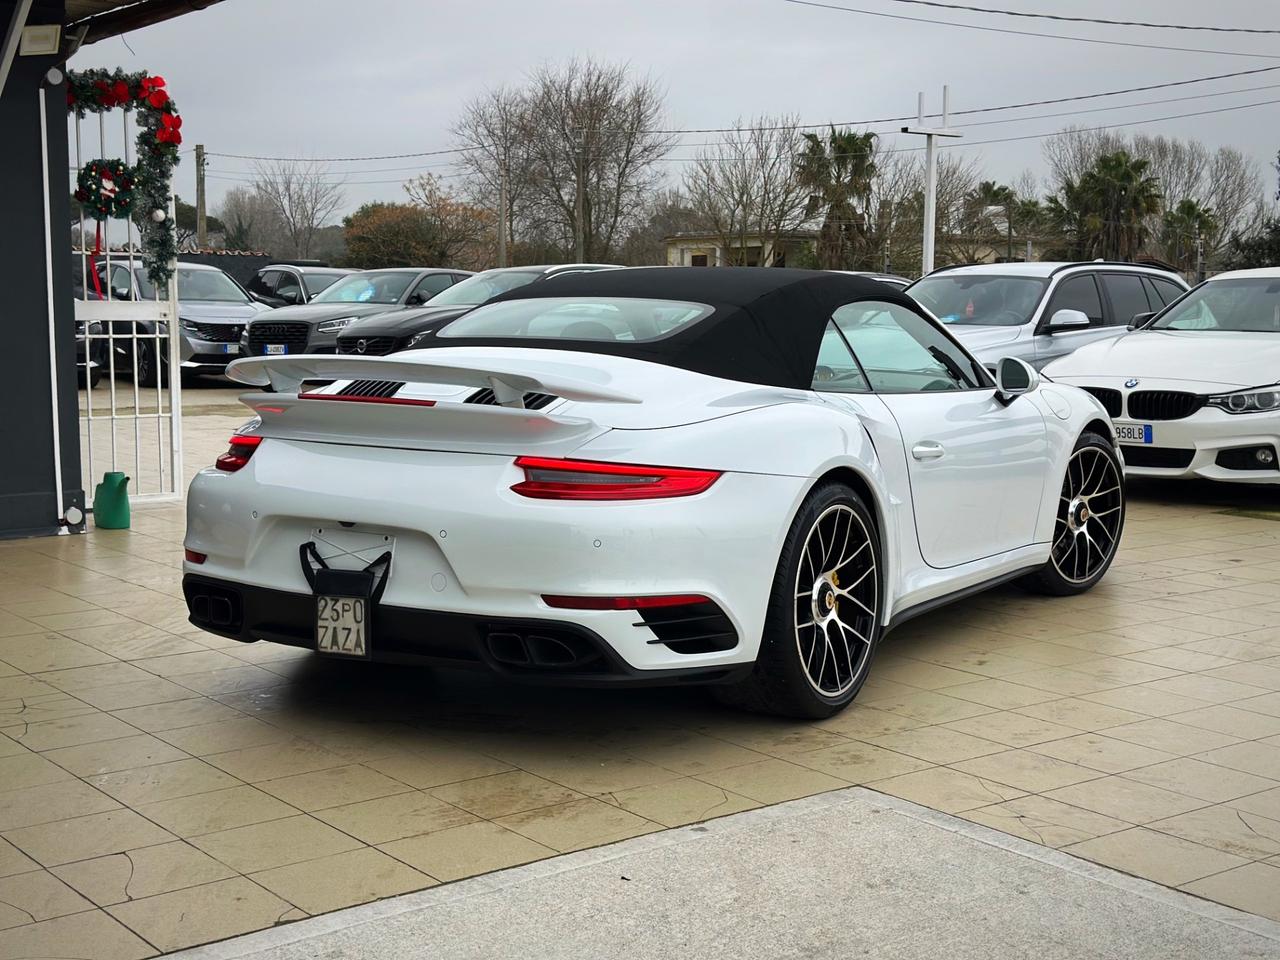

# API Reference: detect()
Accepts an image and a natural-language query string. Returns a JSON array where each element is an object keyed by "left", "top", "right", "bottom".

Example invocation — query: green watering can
[{"left": 93, "top": 472, "right": 131, "bottom": 529}]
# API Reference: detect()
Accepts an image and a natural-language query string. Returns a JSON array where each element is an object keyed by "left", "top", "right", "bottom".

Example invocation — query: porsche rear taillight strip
[
  {"left": 511, "top": 456, "right": 721, "bottom": 501},
  {"left": 214, "top": 435, "right": 262, "bottom": 472},
  {"left": 298, "top": 393, "right": 437, "bottom": 407}
]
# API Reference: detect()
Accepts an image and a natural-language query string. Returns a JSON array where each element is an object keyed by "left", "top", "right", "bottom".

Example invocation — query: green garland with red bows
[{"left": 66, "top": 68, "right": 182, "bottom": 287}]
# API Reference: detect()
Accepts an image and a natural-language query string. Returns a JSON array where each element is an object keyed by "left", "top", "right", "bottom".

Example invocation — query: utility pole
[
  {"left": 194, "top": 143, "right": 207, "bottom": 248},
  {"left": 574, "top": 129, "right": 586, "bottom": 263},
  {"left": 901, "top": 87, "right": 961, "bottom": 275},
  {"left": 497, "top": 162, "right": 508, "bottom": 268},
  {"left": 1195, "top": 227, "right": 1205, "bottom": 283}
]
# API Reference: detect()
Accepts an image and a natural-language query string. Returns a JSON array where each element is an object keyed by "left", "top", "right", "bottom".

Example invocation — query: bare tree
[
  {"left": 452, "top": 85, "right": 537, "bottom": 263},
  {"left": 214, "top": 186, "right": 283, "bottom": 252},
  {"left": 1042, "top": 127, "right": 1126, "bottom": 194},
  {"left": 404, "top": 173, "right": 495, "bottom": 269},
  {"left": 251, "top": 160, "right": 346, "bottom": 258},
  {"left": 683, "top": 115, "right": 809, "bottom": 266},
  {"left": 521, "top": 58, "right": 676, "bottom": 261}
]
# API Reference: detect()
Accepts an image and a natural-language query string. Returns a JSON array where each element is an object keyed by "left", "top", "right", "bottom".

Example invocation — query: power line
[
  {"left": 863, "top": 0, "right": 1280, "bottom": 34},
  {"left": 206, "top": 145, "right": 473, "bottom": 163},
  {"left": 196, "top": 65, "right": 1280, "bottom": 161},
  {"left": 782, "top": 0, "right": 1280, "bottom": 60}
]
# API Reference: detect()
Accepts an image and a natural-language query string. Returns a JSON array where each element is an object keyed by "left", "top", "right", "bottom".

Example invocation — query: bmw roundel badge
[{"left": 1124, "top": 378, "right": 1140, "bottom": 388}]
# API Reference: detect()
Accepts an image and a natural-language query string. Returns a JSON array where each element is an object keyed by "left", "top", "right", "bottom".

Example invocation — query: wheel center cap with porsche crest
[{"left": 1124, "top": 378, "right": 1140, "bottom": 388}]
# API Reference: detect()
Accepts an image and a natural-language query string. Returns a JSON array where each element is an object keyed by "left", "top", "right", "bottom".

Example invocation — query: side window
[
  {"left": 410, "top": 273, "right": 455, "bottom": 301},
  {"left": 811, "top": 321, "right": 869, "bottom": 393},
  {"left": 274, "top": 271, "right": 302, "bottom": 303},
  {"left": 1151, "top": 277, "right": 1186, "bottom": 307},
  {"left": 1101, "top": 274, "right": 1152, "bottom": 327},
  {"left": 834, "top": 300, "right": 984, "bottom": 393},
  {"left": 109, "top": 265, "right": 134, "bottom": 299},
  {"left": 1139, "top": 277, "right": 1162, "bottom": 312},
  {"left": 1046, "top": 274, "right": 1104, "bottom": 327},
  {"left": 250, "top": 270, "right": 281, "bottom": 296}
]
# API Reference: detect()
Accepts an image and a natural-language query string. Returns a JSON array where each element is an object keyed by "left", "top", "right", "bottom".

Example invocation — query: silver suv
[{"left": 906, "top": 262, "right": 1189, "bottom": 370}]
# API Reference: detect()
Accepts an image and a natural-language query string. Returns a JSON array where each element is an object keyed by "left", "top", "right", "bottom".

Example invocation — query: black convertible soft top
[{"left": 442, "top": 267, "right": 926, "bottom": 390}]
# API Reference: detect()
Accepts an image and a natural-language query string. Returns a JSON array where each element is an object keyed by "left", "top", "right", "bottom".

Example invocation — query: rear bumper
[{"left": 182, "top": 573, "right": 750, "bottom": 687}]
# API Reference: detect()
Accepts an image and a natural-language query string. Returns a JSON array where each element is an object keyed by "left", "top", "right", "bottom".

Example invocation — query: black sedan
[
  {"left": 336, "top": 264, "right": 618, "bottom": 356},
  {"left": 241, "top": 268, "right": 472, "bottom": 357}
]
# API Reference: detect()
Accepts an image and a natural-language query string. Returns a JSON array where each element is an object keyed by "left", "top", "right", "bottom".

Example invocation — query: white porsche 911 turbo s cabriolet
[
  {"left": 1044, "top": 268, "right": 1280, "bottom": 485},
  {"left": 183, "top": 268, "right": 1124, "bottom": 718}
]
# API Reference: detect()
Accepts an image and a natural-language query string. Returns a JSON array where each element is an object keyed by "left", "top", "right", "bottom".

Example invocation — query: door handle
[{"left": 912, "top": 441, "right": 945, "bottom": 461}]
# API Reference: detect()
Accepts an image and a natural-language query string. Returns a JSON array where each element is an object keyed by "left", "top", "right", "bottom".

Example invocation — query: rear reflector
[
  {"left": 184, "top": 548, "right": 207, "bottom": 564},
  {"left": 542, "top": 594, "right": 712, "bottom": 610},
  {"left": 214, "top": 435, "right": 262, "bottom": 472},
  {"left": 298, "top": 393, "right": 436, "bottom": 407},
  {"left": 512, "top": 456, "right": 720, "bottom": 501}
]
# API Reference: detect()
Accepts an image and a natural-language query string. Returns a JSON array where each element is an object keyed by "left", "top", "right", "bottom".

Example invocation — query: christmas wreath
[
  {"left": 74, "top": 159, "right": 135, "bottom": 221},
  {"left": 66, "top": 68, "right": 181, "bottom": 287}
]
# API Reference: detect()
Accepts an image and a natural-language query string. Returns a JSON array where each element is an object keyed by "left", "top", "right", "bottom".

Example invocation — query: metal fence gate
[{"left": 68, "top": 102, "right": 183, "bottom": 504}]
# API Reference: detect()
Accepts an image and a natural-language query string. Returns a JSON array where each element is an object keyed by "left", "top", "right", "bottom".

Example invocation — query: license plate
[
  {"left": 316, "top": 596, "right": 368, "bottom": 657},
  {"left": 1116, "top": 422, "right": 1153, "bottom": 444},
  {"left": 221, "top": 343, "right": 237, "bottom": 354},
  {"left": 265, "top": 344, "right": 288, "bottom": 355}
]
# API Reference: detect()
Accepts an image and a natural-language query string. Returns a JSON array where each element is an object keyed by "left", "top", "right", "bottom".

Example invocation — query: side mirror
[
  {"left": 1047, "top": 308, "right": 1090, "bottom": 332},
  {"left": 407, "top": 291, "right": 430, "bottom": 305},
  {"left": 1127, "top": 311, "right": 1155, "bottom": 331},
  {"left": 111, "top": 285, "right": 131, "bottom": 300},
  {"left": 280, "top": 290, "right": 302, "bottom": 305},
  {"left": 995, "top": 356, "right": 1039, "bottom": 405}
]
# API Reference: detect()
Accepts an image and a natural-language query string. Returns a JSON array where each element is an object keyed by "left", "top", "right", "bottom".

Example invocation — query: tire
[
  {"left": 1023, "top": 430, "right": 1125, "bottom": 596},
  {"left": 715, "top": 482, "right": 883, "bottom": 719},
  {"left": 135, "top": 340, "right": 169, "bottom": 388}
]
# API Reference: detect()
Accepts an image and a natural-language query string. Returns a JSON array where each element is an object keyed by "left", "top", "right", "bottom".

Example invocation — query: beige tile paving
[{"left": 2, "top": 451, "right": 1280, "bottom": 953}]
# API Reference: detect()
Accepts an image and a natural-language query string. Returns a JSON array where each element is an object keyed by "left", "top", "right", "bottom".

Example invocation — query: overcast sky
[{"left": 68, "top": 0, "right": 1280, "bottom": 219}]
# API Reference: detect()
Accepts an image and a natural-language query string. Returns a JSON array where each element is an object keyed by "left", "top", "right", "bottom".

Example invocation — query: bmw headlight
[
  {"left": 1206, "top": 385, "right": 1280, "bottom": 414},
  {"left": 405, "top": 330, "right": 433, "bottom": 349},
  {"left": 317, "top": 316, "right": 358, "bottom": 334}
]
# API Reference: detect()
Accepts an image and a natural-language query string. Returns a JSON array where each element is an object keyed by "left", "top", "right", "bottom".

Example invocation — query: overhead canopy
[
  {"left": 66, "top": 0, "right": 225, "bottom": 46},
  {"left": 442, "top": 267, "right": 924, "bottom": 390}
]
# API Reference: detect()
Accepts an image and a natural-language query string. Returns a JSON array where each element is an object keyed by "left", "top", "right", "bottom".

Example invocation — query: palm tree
[
  {"left": 1046, "top": 152, "right": 1163, "bottom": 261},
  {"left": 1160, "top": 199, "right": 1216, "bottom": 277},
  {"left": 796, "top": 128, "right": 877, "bottom": 270},
  {"left": 1078, "top": 151, "right": 1163, "bottom": 260}
]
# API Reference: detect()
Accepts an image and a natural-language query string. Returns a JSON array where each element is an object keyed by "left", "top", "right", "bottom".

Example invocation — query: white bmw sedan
[
  {"left": 1044, "top": 268, "right": 1280, "bottom": 484},
  {"left": 183, "top": 268, "right": 1123, "bottom": 718}
]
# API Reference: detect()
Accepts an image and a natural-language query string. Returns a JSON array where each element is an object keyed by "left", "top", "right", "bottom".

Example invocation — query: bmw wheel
[
  {"left": 716, "top": 482, "right": 882, "bottom": 719},
  {"left": 1025, "top": 431, "right": 1125, "bottom": 596}
]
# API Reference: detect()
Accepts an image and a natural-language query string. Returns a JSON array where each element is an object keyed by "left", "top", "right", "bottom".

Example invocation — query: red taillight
[
  {"left": 511, "top": 456, "right": 720, "bottom": 501},
  {"left": 184, "top": 548, "right": 207, "bottom": 564},
  {"left": 215, "top": 435, "right": 262, "bottom": 472},
  {"left": 298, "top": 393, "right": 436, "bottom": 407},
  {"left": 542, "top": 594, "right": 711, "bottom": 610}
]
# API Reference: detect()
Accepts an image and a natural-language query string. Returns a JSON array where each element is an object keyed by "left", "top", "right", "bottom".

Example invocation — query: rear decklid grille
[
  {"left": 466, "top": 388, "right": 557, "bottom": 410},
  {"left": 337, "top": 379, "right": 405, "bottom": 398}
]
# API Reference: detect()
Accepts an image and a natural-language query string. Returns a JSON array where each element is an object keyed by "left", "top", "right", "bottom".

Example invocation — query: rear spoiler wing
[{"left": 226, "top": 354, "right": 641, "bottom": 406}]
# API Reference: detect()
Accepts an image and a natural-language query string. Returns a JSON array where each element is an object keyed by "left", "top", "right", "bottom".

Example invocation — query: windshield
[
  {"left": 312, "top": 271, "right": 415, "bottom": 304},
  {"left": 306, "top": 271, "right": 348, "bottom": 293},
  {"left": 137, "top": 267, "right": 248, "bottom": 302},
  {"left": 428, "top": 270, "right": 542, "bottom": 307},
  {"left": 438, "top": 297, "right": 712, "bottom": 342},
  {"left": 1151, "top": 278, "right": 1280, "bottom": 333},
  {"left": 908, "top": 275, "right": 1048, "bottom": 327}
]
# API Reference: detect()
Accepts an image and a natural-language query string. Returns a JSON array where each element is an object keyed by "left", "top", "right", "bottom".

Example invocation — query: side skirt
[{"left": 883, "top": 564, "right": 1044, "bottom": 635}]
